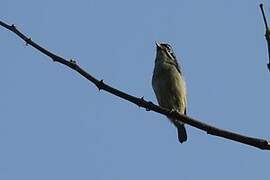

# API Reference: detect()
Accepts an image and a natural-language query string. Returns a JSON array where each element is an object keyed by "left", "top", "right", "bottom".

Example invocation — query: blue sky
[{"left": 1, "top": 0, "right": 270, "bottom": 179}]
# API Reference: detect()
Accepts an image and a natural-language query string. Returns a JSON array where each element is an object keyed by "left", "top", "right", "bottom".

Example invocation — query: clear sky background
[{"left": 1, "top": 0, "right": 270, "bottom": 179}]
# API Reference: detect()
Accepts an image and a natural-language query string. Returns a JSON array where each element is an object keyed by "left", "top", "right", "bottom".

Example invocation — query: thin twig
[
  {"left": 259, "top": 3, "right": 270, "bottom": 71},
  {"left": 0, "top": 20, "right": 269, "bottom": 150},
  {"left": 260, "top": 4, "right": 268, "bottom": 29}
]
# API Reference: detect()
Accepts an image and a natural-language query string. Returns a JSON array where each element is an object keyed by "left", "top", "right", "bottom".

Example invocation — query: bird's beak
[{"left": 155, "top": 42, "right": 161, "bottom": 49}]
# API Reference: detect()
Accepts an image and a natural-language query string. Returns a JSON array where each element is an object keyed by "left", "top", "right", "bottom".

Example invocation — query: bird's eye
[
  {"left": 166, "top": 46, "right": 173, "bottom": 54},
  {"left": 165, "top": 44, "right": 172, "bottom": 52}
]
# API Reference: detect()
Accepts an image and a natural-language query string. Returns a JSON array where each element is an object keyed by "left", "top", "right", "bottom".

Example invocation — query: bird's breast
[{"left": 152, "top": 62, "right": 187, "bottom": 113}]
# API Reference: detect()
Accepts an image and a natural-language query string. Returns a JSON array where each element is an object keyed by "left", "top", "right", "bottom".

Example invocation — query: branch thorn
[
  {"left": 70, "top": 59, "right": 77, "bottom": 64},
  {"left": 25, "top": 38, "right": 31, "bottom": 46},
  {"left": 97, "top": 79, "right": 104, "bottom": 91}
]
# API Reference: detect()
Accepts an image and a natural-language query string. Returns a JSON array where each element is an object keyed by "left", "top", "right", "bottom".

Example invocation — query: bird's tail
[{"left": 177, "top": 124, "right": 187, "bottom": 143}]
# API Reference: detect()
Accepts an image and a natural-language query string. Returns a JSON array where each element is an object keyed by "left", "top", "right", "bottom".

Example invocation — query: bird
[{"left": 152, "top": 42, "right": 188, "bottom": 143}]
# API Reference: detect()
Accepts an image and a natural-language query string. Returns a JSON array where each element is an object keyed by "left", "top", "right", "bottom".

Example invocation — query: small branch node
[
  {"left": 69, "top": 59, "right": 77, "bottom": 64},
  {"left": 145, "top": 101, "right": 154, "bottom": 111},
  {"left": 136, "top": 96, "right": 145, "bottom": 108},
  {"left": 25, "top": 38, "right": 31, "bottom": 46},
  {"left": 97, "top": 79, "right": 104, "bottom": 91}
]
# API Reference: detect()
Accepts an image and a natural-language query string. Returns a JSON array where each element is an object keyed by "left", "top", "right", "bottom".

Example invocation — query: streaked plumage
[{"left": 152, "top": 42, "right": 187, "bottom": 143}]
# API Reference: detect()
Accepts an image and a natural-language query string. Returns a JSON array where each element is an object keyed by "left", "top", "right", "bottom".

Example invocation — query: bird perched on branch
[{"left": 152, "top": 42, "right": 188, "bottom": 143}]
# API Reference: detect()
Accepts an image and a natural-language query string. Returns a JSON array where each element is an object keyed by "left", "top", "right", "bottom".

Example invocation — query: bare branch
[
  {"left": 260, "top": 4, "right": 268, "bottom": 29},
  {"left": 0, "top": 20, "right": 269, "bottom": 150},
  {"left": 259, "top": 3, "right": 270, "bottom": 71}
]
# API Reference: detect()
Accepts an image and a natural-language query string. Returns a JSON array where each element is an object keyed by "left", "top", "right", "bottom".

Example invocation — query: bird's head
[
  {"left": 155, "top": 42, "right": 177, "bottom": 63},
  {"left": 155, "top": 42, "right": 182, "bottom": 73}
]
